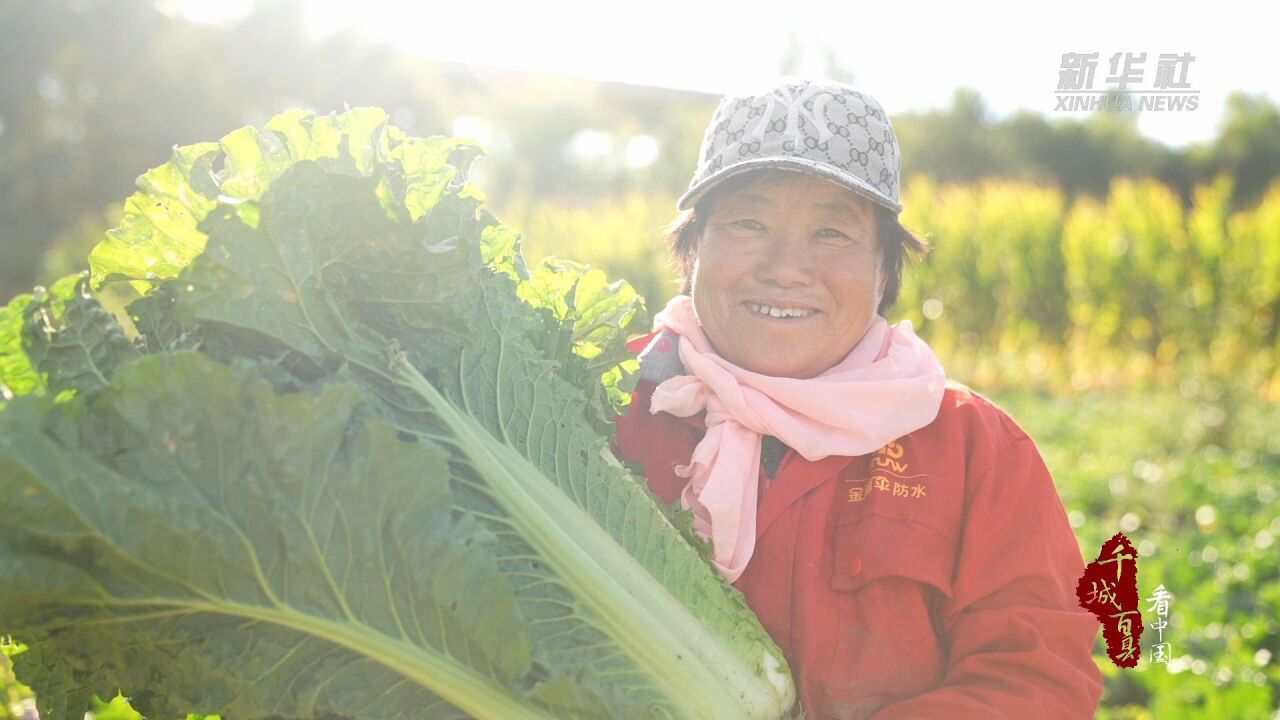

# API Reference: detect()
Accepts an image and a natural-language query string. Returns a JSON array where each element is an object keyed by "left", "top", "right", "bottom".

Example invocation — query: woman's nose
[{"left": 754, "top": 232, "right": 814, "bottom": 287}]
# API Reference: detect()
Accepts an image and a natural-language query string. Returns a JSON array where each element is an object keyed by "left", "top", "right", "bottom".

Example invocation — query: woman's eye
[
  {"left": 732, "top": 219, "right": 765, "bottom": 231},
  {"left": 819, "top": 228, "right": 851, "bottom": 240}
]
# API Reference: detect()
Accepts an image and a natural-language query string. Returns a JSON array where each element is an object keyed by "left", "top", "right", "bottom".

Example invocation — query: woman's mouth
[{"left": 743, "top": 302, "right": 818, "bottom": 321}]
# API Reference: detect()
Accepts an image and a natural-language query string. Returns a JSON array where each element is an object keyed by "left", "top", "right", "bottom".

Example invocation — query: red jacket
[{"left": 610, "top": 330, "right": 1103, "bottom": 719}]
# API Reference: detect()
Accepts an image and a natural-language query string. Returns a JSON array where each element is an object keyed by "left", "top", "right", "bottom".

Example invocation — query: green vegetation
[
  {"left": 0, "top": 108, "right": 795, "bottom": 720},
  {"left": 997, "top": 385, "right": 1279, "bottom": 719}
]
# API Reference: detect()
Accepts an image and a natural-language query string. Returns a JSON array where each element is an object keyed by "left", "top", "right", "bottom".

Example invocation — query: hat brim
[{"left": 676, "top": 156, "right": 903, "bottom": 215}]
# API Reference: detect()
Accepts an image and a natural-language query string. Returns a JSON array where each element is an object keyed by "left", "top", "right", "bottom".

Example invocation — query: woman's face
[{"left": 690, "top": 172, "right": 885, "bottom": 378}]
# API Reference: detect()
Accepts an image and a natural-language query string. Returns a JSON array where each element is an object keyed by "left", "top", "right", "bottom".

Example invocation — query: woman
[{"left": 611, "top": 78, "right": 1104, "bottom": 719}]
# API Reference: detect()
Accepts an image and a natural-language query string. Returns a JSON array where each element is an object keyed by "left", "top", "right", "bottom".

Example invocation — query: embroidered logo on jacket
[{"left": 846, "top": 440, "right": 929, "bottom": 503}]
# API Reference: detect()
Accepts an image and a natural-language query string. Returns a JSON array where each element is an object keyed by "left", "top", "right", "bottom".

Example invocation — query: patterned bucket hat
[{"left": 677, "top": 77, "right": 903, "bottom": 215}]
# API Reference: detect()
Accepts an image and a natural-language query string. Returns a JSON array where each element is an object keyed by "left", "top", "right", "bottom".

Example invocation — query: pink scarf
[{"left": 648, "top": 294, "right": 947, "bottom": 582}]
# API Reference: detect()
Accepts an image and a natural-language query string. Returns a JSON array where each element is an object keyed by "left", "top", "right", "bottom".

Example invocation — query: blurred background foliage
[{"left": 1, "top": 0, "right": 1278, "bottom": 718}]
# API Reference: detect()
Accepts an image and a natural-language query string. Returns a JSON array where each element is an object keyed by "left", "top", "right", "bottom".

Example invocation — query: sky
[{"left": 165, "top": 0, "right": 1278, "bottom": 150}]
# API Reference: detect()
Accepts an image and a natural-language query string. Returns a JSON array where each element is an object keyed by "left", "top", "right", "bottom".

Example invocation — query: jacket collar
[
  {"left": 633, "top": 328, "right": 706, "bottom": 431},
  {"left": 635, "top": 328, "right": 685, "bottom": 384}
]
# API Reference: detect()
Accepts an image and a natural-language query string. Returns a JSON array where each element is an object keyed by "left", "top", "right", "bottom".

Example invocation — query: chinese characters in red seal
[{"left": 1077, "top": 532, "right": 1144, "bottom": 668}]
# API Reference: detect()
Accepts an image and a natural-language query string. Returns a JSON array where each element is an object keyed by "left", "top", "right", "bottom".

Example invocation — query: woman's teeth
[{"left": 746, "top": 302, "right": 815, "bottom": 319}]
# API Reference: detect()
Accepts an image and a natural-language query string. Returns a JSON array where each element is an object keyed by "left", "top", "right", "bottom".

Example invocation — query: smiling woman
[
  {"left": 674, "top": 169, "right": 913, "bottom": 379},
  {"left": 611, "top": 77, "right": 1104, "bottom": 719},
  {"left": 665, "top": 168, "right": 928, "bottom": 323}
]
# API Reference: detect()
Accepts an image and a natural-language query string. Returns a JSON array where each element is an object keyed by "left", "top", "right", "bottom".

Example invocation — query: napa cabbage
[{"left": 0, "top": 107, "right": 796, "bottom": 720}]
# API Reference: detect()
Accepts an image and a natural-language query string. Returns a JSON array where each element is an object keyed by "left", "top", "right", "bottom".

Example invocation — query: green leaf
[
  {"left": 21, "top": 273, "right": 139, "bottom": 401},
  {"left": 0, "top": 353, "right": 547, "bottom": 720},
  {"left": 478, "top": 209, "right": 530, "bottom": 282},
  {"left": 89, "top": 142, "right": 221, "bottom": 295},
  {"left": 88, "top": 107, "right": 486, "bottom": 295},
  {"left": 517, "top": 257, "right": 647, "bottom": 415},
  {"left": 0, "top": 273, "right": 138, "bottom": 407},
  {"left": 0, "top": 293, "right": 43, "bottom": 405}
]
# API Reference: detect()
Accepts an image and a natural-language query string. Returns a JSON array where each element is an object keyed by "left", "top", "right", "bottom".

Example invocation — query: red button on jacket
[{"left": 610, "top": 331, "right": 1103, "bottom": 720}]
